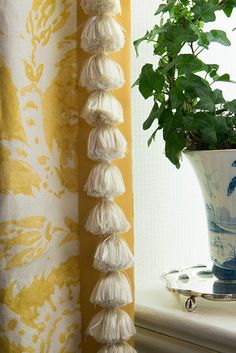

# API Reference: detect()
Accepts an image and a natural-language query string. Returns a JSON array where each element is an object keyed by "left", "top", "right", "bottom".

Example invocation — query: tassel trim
[
  {"left": 81, "top": 0, "right": 121, "bottom": 16},
  {"left": 88, "top": 126, "right": 127, "bottom": 161},
  {"left": 85, "top": 199, "right": 130, "bottom": 235},
  {"left": 86, "top": 309, "right": 136, "bottom": 344},
  {"left": 81, "top": 91, "right": 124, "bottom": 126},
  {"left": 81, "top": 15, "right": 125, "bottom": 54},
  {"left": 84, "top": 162, "right": 125, "bottom": 198},
  {"left": 81, "top": 0, "right": 135, "bottom": 349},
  {"left": 94, "top": 235, "right": 134, "bottom": 272},
  {"left": 80, "top": 54, "right": 125, "bottom": 91},
  {"left": 90, "top": 271, "right": 133, "bottom": 308},
  {"left": 97, "top": 343, "right": 137, "bottom": 353}
]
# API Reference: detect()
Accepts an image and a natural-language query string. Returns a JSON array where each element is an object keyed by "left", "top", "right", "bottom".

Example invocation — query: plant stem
[{"left": 195, "top": 47, "right": 205, "bottom": 56}]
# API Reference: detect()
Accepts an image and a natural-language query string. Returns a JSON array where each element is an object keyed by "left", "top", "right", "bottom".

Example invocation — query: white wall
[{"left": 131, "top": 2, "right": 236, "bottom": 282}]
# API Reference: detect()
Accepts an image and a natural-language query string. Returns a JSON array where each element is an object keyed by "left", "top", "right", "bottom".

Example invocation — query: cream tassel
[
  {"left": 88, "top": 126, "right": 127, "bottom": 161},
  {"left": 81, "top": 0, "right": 121, "bottom": 16},
  {"left": 80, "top": 54, "right": 125, "bottom": 91},
  {"left": 94, "top": 235, "right": 134, "bottom": 272},
  {"left": 84, "top": 162, "right": 125, "bottom": 198},
  {"left": 98, "top": 343, "right": 137, "bottom": 353},
  {"left": 87, "top": 309, "right": 136, "bottom": 344},
  {"left": 85, "top": 200, "right": 130, "bottom": 235},
  {"left": 81, "top": 91, "right": 124, "bottom": 126},
  {"left": 90, "top": 271, "right": 132, "bottom": 308},
  {"left": 81, "top": 15, "right": 125, "bottom": 54}
]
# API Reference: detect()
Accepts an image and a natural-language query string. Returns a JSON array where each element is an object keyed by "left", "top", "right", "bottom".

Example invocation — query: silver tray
[{"left": 161, "top": 265, "right": 236, "bottom": 311}]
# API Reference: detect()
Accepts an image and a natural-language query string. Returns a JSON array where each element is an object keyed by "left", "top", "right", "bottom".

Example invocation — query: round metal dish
[{"left": 161, "top": 264, "right": 236, "bottom": 312}]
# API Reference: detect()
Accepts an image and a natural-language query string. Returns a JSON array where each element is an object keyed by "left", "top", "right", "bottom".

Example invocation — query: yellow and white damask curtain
[{"left": 0, "top": 1, "right": 134, "bottom": 352}]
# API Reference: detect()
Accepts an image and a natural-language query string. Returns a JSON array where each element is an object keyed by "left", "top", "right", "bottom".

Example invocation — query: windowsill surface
[{"left": 135, "top": 279, "right": 236, "bottom": 353}]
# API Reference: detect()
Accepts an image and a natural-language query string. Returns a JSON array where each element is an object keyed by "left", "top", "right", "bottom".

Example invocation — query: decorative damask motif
[
  {"left": 0, "top": 1, "right": 81, "bottom": 352},
  {"left": 42, "top": 48, "right": 80, "bottom": 193}
]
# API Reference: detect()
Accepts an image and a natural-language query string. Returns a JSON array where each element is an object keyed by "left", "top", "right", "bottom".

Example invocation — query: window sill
[{"left": 135, "top": 279, "right": 236, "bottom": 353}]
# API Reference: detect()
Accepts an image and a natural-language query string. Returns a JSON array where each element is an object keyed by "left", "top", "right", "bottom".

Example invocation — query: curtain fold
[{"left": 0, "top": 0, "right": 133, "bottom": 352}]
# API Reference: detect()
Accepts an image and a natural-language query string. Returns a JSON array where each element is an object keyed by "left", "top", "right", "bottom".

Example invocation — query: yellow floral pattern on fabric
[
  {"left": 0, "top": 1, "right": 81, "bottom": 352},
  {"left": 0, "top": 216, "right": 78, "bottom": 269},
  {"left": 0, "top": 144, "right": 41, "bottom": 196},
  {"left": 42, "top": 48, "right": 80, "bottom": 192},
  {"left": 0, "top": 57, "right": 27, "bottom": 143}
]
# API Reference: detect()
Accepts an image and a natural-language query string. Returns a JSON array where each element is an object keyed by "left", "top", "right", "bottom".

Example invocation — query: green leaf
[
  {"left": 223, "top": 6, "right": 233, "bottom": 17},
  {"left": 212, "top": 89, "right": 225, "bottom": 104},
  {"left": 201, "top": 125, "right": 218, "bottom": 146},
  {"left": 226, "top": 116, "right": 236, "bottom": 129},
  {"left": 224, "top": 0, "right": 236, "bottom": 7},
  {"left": 133, "top": 25, "right": 160, "bottom": 56},
  {"left": 193, "top": 112, "right": 212, "bottom": 129},
  {"left": 165, "top": 130, "right": 186, "bottom": 168},
  {"left": 182, "top": 115, "right": 195, "bottom": 130},
  {"left": 170, "top": 86, "right": 185, "bottom": 109},
  {"left": 164, "top": 25, "right": 198, "bottom": 54},
  {"left": 143, "top": 103, "right": 159, "bottom": 130},
  {"left": 193, "top": 112, "right": 218, "bottom": 146},
  {"left": 212, "top": 73, "right": 231, "bottom": 82},
  {"left": 132, "top": 78, "right": 139, "bottom": 88},
  {"left": 133, "top": 34, "right": 148, "bottom": 57},
  {"left": 139, "top": 64, "right": 165, "bottom": 99},
  {"left": 159, "top": 60, "right": 175, "bottom": 74},
  {"left": 225, "top": 99, "right": 236, "bottom": 112},
  {"left": 196, "top": 97, "right": 215, "bottom": 112},
  {"left": 229, "top": 131, "right": 236, "bottom": 144},
  {"left": 206, "top": 30, "right": 231, "bottom": 46},
  {"left": 154, "top": 92, "right": 166, "bottom": 104},
  {"left": 213, "top": 116, "right": 228, "bottom": 134},
  {"left": 207, "top": 64, "right": 219, "bottom": 78},
  {"left": 173, "top": 26, "right": 199, "bottom": 43},
  {"left": 176, "top": 54, "right": 206, "bottom": 75},
  {"left": 163, "top": 111, "right": 183, "bottom": 140},
  {"left": 192, "top": 0, "right": 205, "bottom": 4},
  {"left": 155, "top": 0, "right": 177, "bottom": 15},
  {"left": 192, "top": 3, "right": 217, "bottom": 22},
  {"left": 139, "top": 64, "right": 154, "bottom": 99},
  {"left": 190, "top": 23, "right": 210, "bottom": 48},
  {"left": 153, "top": 35, "right": 167, "bottom": 56},
  {"left": 184, "top": 75, "right": 215, "bottom": 112},
  {"left": 158, "top": 107, "right": 172, "bottom": 130},
  {"left": 148, "top": 128, "right": 159, "bottom": 147}
]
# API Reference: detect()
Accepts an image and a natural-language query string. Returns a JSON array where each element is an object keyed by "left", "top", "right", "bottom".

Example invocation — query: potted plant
[{"left": 134, "top": 0, "right": 236, "bottom": 280}]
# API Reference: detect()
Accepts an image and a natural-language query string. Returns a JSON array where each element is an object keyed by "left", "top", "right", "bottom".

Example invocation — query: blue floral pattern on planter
[
  {"left": 206, "top": 203, "right": 236, "bottom": 269},
  {"left": 227, "top": 160, "right": 236, "bottom": 197},
  {"left": 186, "top": 151, "right": 236, "bottom": 278}
]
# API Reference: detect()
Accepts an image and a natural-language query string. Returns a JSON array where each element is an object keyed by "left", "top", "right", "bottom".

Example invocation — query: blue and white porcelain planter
[{"left": 186, "top": 150, "right": 236, "bottom": 280}]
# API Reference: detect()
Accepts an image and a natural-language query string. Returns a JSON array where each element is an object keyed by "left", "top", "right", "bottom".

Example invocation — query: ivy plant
[{"left": 134, "top": 0, "right": 236, "bottom": 168}]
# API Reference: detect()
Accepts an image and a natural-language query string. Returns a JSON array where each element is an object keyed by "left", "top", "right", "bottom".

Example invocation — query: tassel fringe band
[
  {"left": 84, "top": 162, "right": 125, "bottom": 198},
  {"left": 97, "top": 343, "right": 137, "bottom": 353},
  {"left": 93, "top": 235, "right": 134, "bottom": 272},
  {"left": 81, "top": 0, "right": 121, "bottom": 16},
  {"left": 81, "top": 16, "right": 125, "bottom": 54},
  {"left": 81, "top": 91, "right": 124, "bottom": 126},
  {"left": 88, "top": 126, "right": 127, "bottom": 161},
  {"left": 85, "top": 200, "right": 130, "bottom": 235},
  {"left": 80, "top": 54, "right": 125, "bottom": 91},
  {"left": 90, "top": 271, "right": 132, "bottom": 308},
  {"left": 81, "top": 1, "right": 135, "bottom": 349},
  {"left": 86, "top": 309, "right": 136, "bottom": 344}
]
